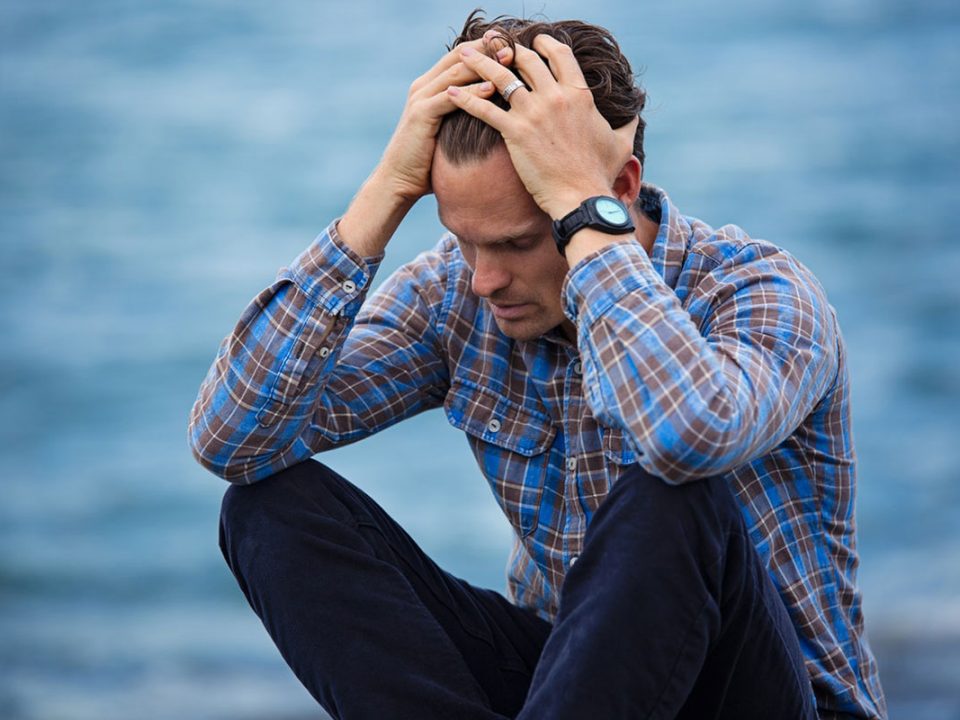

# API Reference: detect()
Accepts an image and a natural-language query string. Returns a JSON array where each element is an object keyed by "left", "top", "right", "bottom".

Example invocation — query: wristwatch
[{"left": 552, "top": 196, "right": 635, "bottom": 255}]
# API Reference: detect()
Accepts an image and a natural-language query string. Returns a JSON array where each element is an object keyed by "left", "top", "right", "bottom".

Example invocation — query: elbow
[
  {"left": 187, "top": 404, "right": 307, "bottom": 485},
  {"left": 188, "top": 439, "right": 256, "bottom": 485},
  {"left": 187, "top": 406, "right": 252, "bottom": 485},
  {"left": 640, "top": 392, "right": 755, "bottom": 484},
  {"left": 188, "top": 434, "right": 235, "bottom": 483}
]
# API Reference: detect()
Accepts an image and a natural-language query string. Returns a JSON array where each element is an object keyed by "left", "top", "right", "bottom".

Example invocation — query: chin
[{"left": 494, "top": 318, "right": 553, "bottom": 341}]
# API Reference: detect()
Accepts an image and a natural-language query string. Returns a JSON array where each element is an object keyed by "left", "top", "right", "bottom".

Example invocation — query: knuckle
[
  {"left": 409, "top": 75, "right": 428, "bottom": 97},
  {"left": 545, "top": 88, "right": 567, "bottom": 108},
  {"left": 534, "top": 33, "right": 558, "bottom": 49}
]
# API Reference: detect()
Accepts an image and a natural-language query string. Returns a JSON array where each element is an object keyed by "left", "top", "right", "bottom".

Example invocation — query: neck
[{"left": 632, "top": 209, "right": 660, "bottom": 256}]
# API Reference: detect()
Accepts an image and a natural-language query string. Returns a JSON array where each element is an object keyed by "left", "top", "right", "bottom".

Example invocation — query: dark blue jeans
[{"left": 219, "top": 460, "right": 816, "bottom": 719}]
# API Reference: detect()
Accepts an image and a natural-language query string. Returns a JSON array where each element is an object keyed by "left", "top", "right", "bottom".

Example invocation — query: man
[{"left": 189, "top": 12, "right": 886, "bottom": 720}]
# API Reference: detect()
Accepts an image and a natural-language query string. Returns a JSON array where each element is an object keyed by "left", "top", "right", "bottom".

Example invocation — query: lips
[{"left": 490, "top": 302, "right": 532, "bottom": 320}]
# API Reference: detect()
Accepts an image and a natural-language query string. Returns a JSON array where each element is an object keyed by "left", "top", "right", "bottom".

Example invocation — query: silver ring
[{"left": 501, "top": 79, "right": 525, "bottom": 102}]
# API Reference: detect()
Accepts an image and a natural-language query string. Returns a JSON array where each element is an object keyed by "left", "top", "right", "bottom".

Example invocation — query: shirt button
[
  {"left": 487, "top": 418, "right": 502, "bottom": 433},
  {"left": 318, "top": 347, "right": 330, "bottom": 358},
  {"left": 572, "top": 360, "right": 583, "bottom": 376},
  {"left": 566, "top": 456, "right": 577, "bottom": 471},
  {"left": 569, "top": 555, "right": 579, "bottom": 568},
  {"left": 341, "top": 279, "right": 357, "bottom": 294}
]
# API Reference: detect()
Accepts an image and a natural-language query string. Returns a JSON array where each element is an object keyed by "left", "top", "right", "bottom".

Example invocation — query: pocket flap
[{"left": 444, "top": 378, "right": 555, "bottom": 457}]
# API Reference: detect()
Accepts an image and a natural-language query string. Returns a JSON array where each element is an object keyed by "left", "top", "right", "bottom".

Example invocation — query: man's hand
[
  {"left": 379, "top": 37, "right": 498, "bottom": 202},
  {"left": 448, "top": 35, "right": 638, "bottom": 220},
  {"left": 338, "top": 36, "right": 498, "bottom": 258}
]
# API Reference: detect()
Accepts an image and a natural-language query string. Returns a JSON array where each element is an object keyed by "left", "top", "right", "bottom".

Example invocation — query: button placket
[{"left": 341, "top": 279, "right": 357, "bottom": 294}]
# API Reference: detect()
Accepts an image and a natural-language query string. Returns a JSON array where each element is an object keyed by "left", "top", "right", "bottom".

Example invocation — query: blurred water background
[{"left": 2, "top": 0, "right": 958, "bottom": 718}]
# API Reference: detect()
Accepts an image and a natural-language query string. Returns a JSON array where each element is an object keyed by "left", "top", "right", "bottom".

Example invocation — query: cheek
[
  {"left": 538, "top": 250, "right": 569, "bottom": 286},
  {"left": 458, "top": 242, "right": 476, "bottom": 270},
  {"left": 526, "top": 254, "right": 568, "bottom": 303}
]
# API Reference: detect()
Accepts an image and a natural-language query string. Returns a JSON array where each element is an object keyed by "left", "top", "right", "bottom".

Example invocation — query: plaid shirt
[{"left": 189, "top": 186, "right": 885, "bottom": 718}]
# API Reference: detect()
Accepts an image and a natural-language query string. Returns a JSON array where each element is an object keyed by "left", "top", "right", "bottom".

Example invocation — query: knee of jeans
[
  {"left": 219, "top": 460, "right": 356, "bottom": 543},
  {"left": 614, "top": 464, "right": 741, "bottom": 530},
  {"left": 220, "top": 463, "right": 307, "bottom": 537},
  {"left": 219, "top": 482, "right": 272, "bottom": 554}
]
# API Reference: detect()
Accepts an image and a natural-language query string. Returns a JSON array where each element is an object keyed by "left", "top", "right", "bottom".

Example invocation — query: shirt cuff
[
  {"left": 281, "top": 220, "right": 386, "bottom": 315},
  {"left": 562, "top": 240, "right": 659, "bottom": 328}
]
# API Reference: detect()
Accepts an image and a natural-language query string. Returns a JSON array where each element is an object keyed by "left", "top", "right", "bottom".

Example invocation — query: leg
[
  {"left": 218, "top": 459, "right": 551, "bottom": 720},
  {"left": 518, "top": 467, "right": 816, "bottom": 720}
]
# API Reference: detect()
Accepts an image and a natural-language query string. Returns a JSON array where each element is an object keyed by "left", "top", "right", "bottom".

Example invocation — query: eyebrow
[
  {"left": 437, "top": 208, "right": 545, "bottom": 247},
  {"left": 456, "top": 231, "right": 538, "bottom": 247},
  {"left": 442, "top": 219, "right": 544, "bottom": 246}
]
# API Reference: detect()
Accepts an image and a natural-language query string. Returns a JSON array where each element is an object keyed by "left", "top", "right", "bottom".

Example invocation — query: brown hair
[{"left": 438, "top": 9, "right": 647, "bottom": 167}]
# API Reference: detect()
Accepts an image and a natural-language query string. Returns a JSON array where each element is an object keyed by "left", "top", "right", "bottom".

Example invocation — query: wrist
[
  {"left": 552, "top": 195, "right": 635, "bottom": 257},
  {"left": 545, "top": 185, "right": 614, "bottom": 221},
  {"left": 339, "top": 170, "right": 417, "bottom": 258},
  {"left": 368, "top": 166, "right": 421, "bottom": 212}
]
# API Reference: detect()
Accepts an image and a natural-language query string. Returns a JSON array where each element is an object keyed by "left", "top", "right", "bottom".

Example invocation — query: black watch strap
[{"left": 552, "top": 196, "right": 635, "bottom": 255}]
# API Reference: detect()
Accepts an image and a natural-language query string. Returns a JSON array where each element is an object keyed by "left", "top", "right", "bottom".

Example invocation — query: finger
[
  {"left": 459, "top": 46, "right": 530, "bottom": 105},
  {"left": 532, "top": 34, "right": 588, "bottom": 88},
  {"left": 446, "top": 84, "right": 511, "bottom": 131},
  {"left": 465, "top": 79, "right": 497, "bottom": 98},
  {"left": 482, "top": 29, "right": 515, "bottom": 66},
  {"left": 418, "top": 79, "right": 497, "bottom": 120},
  {"left": 410, "top": 37, "right": 488, "bottom": 95},
  {"left": 510, "top": 43, "right": 556, "bottom": 91},
  {"left": 415, "top": 60, "right": 482, "bottom": 100}
]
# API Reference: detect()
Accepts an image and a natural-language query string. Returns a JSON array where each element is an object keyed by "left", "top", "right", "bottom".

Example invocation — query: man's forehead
[
  {"left": 437, "top": 198, "right": 547, "bottom": 246},
  {"left": 434, "top": 148, "right": 548, "bottom": 244}
]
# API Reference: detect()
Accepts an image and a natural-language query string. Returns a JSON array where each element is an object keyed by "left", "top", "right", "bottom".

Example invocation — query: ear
[{"left": 612, "top": 155, "right": 642, "bottom": 207}]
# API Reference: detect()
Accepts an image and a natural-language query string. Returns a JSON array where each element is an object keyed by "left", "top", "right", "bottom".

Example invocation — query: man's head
[
  {"left": 433, "top": 11, "right": 647, "bottom": 341},
  {"left": 438, "top": 10, "right": 647, "bottom": 167},
  {"left": 435, "top": 144, "right": 574, "bottom": 341}
]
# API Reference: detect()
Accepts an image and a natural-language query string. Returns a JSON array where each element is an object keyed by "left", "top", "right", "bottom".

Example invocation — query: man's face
[{"left": 433, "top": 144, "right": 573, "bottom": 342}]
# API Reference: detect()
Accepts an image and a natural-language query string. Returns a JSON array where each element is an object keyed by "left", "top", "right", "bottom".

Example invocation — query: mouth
[{"left": 489, "top": 301, "right": 532, "bottom": 320}]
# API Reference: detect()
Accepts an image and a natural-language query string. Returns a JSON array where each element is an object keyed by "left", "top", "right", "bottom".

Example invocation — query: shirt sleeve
[
  {"left": 187, "top": 222, "right": 451, "bottom": 484},
  {"left": 563, "top": 236, "right": 839, "bottom": 484}
]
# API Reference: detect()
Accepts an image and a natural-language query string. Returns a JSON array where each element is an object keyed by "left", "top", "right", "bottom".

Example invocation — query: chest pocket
[
  {"left": 444, "top": 378, "right": 555, "bottom": 537},
  {"left": 601, "top": 425, "right": 642, "bottom": 466}
]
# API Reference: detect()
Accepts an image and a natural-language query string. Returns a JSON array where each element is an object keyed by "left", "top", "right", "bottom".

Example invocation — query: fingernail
[
  {"left": 447, "top": 86, "right": 461, "bottom": 96},
  {"left": 496, "top": 48, "right": 510, "bottom": 60},
  {"left": 479, "top": 81, "right": 493, "bottom": 92},
  {"left": 461, "top": 47, "right": 476, "bottom": 57}
]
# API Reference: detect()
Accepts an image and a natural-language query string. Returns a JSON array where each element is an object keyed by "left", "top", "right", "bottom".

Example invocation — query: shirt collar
[{"left": 641, "top": 183, "right": 690, "bottom": 292}]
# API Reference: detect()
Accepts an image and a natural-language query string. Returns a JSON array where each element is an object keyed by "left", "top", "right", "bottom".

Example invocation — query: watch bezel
[{"left": 552, "top": 196, "right": 636, "bottom": 254}]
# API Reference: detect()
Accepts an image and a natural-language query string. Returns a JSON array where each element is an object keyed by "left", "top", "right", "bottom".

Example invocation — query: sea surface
[{"left": 2, "top": 1, "right": 958, "bottom": 718}]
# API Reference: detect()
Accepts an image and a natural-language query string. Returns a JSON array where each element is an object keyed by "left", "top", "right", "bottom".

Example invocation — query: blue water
[{"left": 2, "top": 1, "right": 958, "bottom": 718}]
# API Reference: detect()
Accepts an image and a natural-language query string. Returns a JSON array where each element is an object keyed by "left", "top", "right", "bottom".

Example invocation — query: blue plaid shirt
[{"left": 189, "top": 186, "right": 885, "bottom": 718}]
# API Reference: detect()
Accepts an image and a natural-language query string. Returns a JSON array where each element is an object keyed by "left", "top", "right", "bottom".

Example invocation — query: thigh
[
  {"left": 520, "top": 467, "right": 814, "bottom": 720},
  {"left": 339, "top": 466, "right": 553, "bottom": 715},
  {"left": 225, "top": 459, "right": 552, "bottom": 716},
  {"left": 355, "top": 492, "right": 552, "bottom": 714}
]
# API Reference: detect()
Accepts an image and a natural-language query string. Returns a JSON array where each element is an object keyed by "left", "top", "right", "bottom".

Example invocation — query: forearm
[
  {"left": 566, "top": 241, "right": 837, "bottom": 483},
  {"left": 188, "top": 223, "right": 381, "bottom": 483},
  {"left": 337, "top": 168, "right": 416, "bottom": 258},
  {"left": 338, "top": 35, "right": 503, "bottom": 258}
]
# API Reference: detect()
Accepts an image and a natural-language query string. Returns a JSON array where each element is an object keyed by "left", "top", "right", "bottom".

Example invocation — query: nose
[{"left": 470, "top": 248, "right": 511, "bottom": 299}]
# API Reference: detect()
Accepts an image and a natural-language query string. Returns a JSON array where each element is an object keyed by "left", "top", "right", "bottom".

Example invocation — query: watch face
[{"left": 594, "top": 197, "right": 629, "bottom": 226}]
